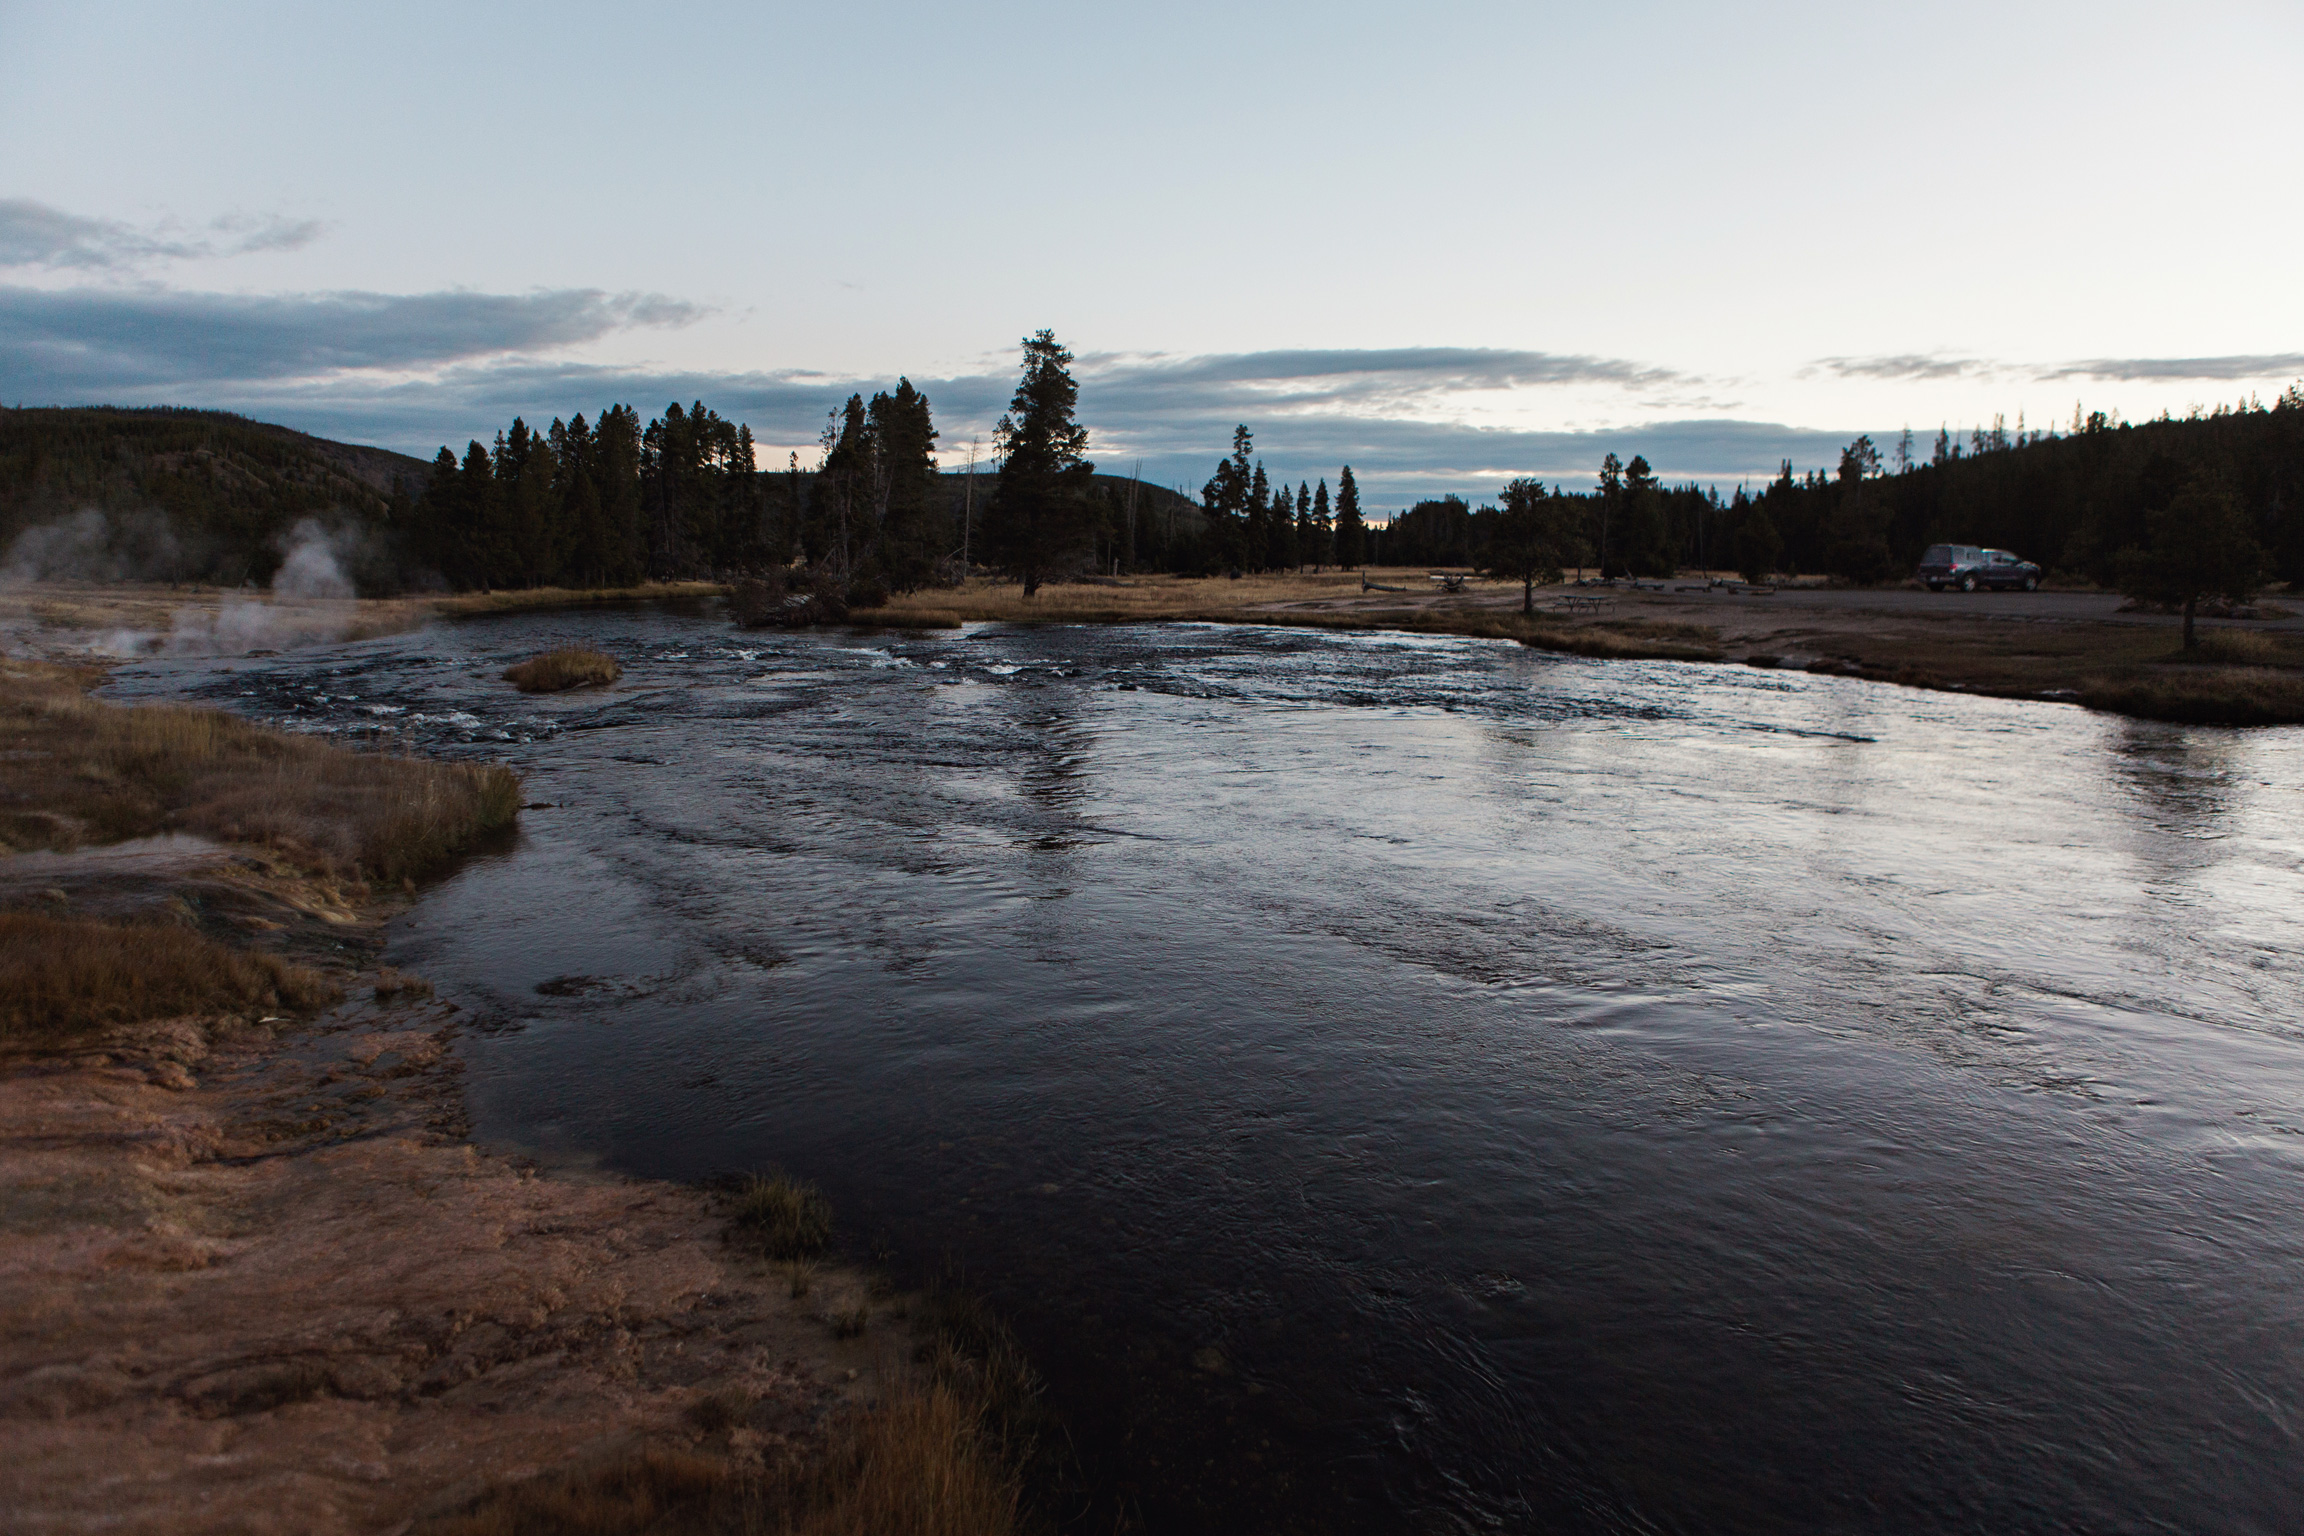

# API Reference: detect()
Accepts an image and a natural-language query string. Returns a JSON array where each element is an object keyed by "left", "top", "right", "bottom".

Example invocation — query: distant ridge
[{"left": 0, "top": 406, "right": 431, "bottom": 583}]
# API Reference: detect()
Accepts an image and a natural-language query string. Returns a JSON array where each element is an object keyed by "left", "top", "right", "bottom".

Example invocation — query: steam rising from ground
[
  {"left": 1, "top": 508, "right": 183, "bottom": 587},
  {"left": 2, "top": 511, "right": 367, "bottom": 657}
]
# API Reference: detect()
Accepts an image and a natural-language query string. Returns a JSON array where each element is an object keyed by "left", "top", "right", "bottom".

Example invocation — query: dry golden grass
[
  {"left": 2078, "top": 666, "right": 2304, "bottom": 726},
  {"left": 504, "top": 647, "right": 622, "bottom": 693},
  {"left": 0, "top": 911, "right": 340, "bottom": 1046},
  {"left": 415, "top": 1382, "right": 1020, "bottom": 1536},
  {"left": 859, "top": 569, "right": 1375, "bottom": 627},
  {"left": 433, "top": 581, "right": 725, "bottom": 619},
  {"left": 783, "top": 1382, "right": 1021, "bottom": 1536},
  {"left": 0, "top": 657, "right": 521, "bottom": 884},
  {"left": 729, "top": 1172, "right": 833, "bottom": 1260},
  {"left": 2187, "top": 627, "right": 2282, "bottom": 666},
  {"left": 855, "top": 572, "right": 1726, "bottom": 664},
  {"left": 417, "top": 1451, "right": 737, "bottom": 1536}
]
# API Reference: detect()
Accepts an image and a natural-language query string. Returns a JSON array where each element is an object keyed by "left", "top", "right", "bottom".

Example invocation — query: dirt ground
[{"left": 0, "top": 849, "right": 900, "bottom": 1536}]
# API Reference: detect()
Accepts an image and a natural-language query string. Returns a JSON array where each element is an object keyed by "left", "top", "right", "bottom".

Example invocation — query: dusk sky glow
[{"left": 3, "top": 0, "right": 2298, "bottom": 505}]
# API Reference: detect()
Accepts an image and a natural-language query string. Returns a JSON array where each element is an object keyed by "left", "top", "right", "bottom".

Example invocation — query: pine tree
[
  {"left": 415, "top": 447, "right": 460, "bottom": 580},
  {"left": 868, "top": 379, "right": 943, "bottom": 590},
  {"left": 814, "top": 395, "right": 871, "bottom": 575},
  {"left": 984, "top": 330, "right": 1095, "bottom": 597},
  {"left": 1248, "top": 462, "right": 1271, "bottom": 572},
  {"left": 1596, "top": 453, "right": 1624, "bottom": 578},
  {"left": 595, "top": 405, "right": 645, "bottom": 584},
  {"left": 1200, "top": 426, "right": 1253, "bottom": 573},
  {"left": 1334, "top": 466, "right": 1366, "bottom": 568},
  {"left": 1310, "top": 479, "right": 1332, "bottom": 570},
  {"left": 1486, "top": 478, "right": 1571, "bottom": 612},
  {"left": 458, "top": 440, "right": 498, "bottom": 588},
  {"left": 2118, "top": 471, "right": 2265, "bottom": 649}
]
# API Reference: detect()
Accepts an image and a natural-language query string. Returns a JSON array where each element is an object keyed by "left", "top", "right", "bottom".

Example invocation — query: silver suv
[{"left": 1918, "top": 544, "right": 2041, "bottom": 592}]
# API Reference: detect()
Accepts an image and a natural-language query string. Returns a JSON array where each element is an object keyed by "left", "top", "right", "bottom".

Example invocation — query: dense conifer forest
[
  {"left": 1315, "top": 389, "right": 2304, "bottom": 590},
  {"left": 7, "top": 374, "right": 2299, "bottom": 600}
]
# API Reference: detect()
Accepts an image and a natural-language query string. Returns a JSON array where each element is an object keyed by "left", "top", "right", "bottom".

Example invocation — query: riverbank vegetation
[
  {"left": 421, "top": 1377, "right": 1021, "bottom": 1536},
  {"left": 503, "top": 646, "right": 621, "bottom": 692},
  {"left": 0, "top": 656, "right": 521, "bottom": 884},
  {"left": 0, "top": 910, "right": 339, "bottom": 1046}
]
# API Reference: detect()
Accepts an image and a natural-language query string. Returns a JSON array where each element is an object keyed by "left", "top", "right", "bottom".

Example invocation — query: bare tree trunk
[
  {"left": 1523, "top": 572, "right": 1534, "bottom": 614},
  {"left": 2183, "top": 595, "right": 2197, "bottom": 651}
]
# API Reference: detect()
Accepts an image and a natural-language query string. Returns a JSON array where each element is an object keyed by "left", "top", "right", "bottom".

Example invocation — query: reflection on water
[{"left": 108, "top": 612, "right": 2304, "bottom": 1534}]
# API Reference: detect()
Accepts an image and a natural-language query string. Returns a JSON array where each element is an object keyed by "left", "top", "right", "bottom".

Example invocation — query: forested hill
[
  {"left": 1365, "top": 391, "right": 2304, "bottom": 586},
  {"left": 1738, "top": 397, "right": 2304, "bottom": 586},
  {"left": 0, "top": 407, "right": 431, "bottom": 584}
]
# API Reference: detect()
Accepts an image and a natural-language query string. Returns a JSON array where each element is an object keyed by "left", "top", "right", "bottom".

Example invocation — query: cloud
[
  {"left": 1075, "top": 346, "right": 1687, "bottom": 419},
  {"left": 2042, "top": 353, "right": 2304, "bottom": 383},
  {"left": 1813, "top": 350, "right": 2304, "bottom": 386},
  {"left": 0, "top": 285, "right": 707, "bottom": 391},
  {"left": 1810, "top": 354, "right": 1994, "bottom": 382},
  {"left": 0, "top": 198, "right": 325, "bottom": 271},
  {"left": 218, "top": 366, "right": 1847, "bottom": 497},
  {"left": 0, "top": 287, "right": 1843, "bottom": 499}
]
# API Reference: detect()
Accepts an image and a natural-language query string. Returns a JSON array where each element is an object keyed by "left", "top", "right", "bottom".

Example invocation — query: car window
[{"left": 1922, "top": 545, "right": 1953, "bottom": 563}]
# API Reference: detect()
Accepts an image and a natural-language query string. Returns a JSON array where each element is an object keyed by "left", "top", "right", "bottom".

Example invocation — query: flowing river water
[{"left": 107, "top": 607, "right": 2304, "bottom": 1534}]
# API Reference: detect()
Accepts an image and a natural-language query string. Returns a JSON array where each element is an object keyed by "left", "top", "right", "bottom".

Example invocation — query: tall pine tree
[
  {"left": 984, "top": 331, "right": 1095, "bottom": 597},
  {"left": 1334, "top": 465, "right": 1367, "bottom": 568}
]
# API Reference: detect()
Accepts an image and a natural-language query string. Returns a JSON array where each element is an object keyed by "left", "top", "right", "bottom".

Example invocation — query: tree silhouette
[
  {"left": 984, "top": 331, "right": 1094, "bottom": 597},
  {"left": 1485, "top": 478, "right": 1573, "bottom": 612},
  {"left": 2118, "top": 471, "right": 2266, "bottom": 650},
  {"left": 1334, "top": 467, "right": 1367, "bottom": 568}
]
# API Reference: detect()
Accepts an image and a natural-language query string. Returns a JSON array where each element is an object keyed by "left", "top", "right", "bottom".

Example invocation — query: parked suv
[{"left": 1918, "top": 544, "right": 2041, "bottom": 592}]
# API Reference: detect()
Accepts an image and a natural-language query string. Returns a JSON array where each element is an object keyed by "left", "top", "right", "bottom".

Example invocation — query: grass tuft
[
  {"left": 374, "top": 966, "right": 433, "bottom": 1001},
  {"left": 503, "top": 648, "right": 621, "bottom": 693},
  {"left": 783, "top": 1382, "right": 1021, "bottom": 1536},
  {"left": 0, "top": 912, "right": 340, "bottom": 1047},
  {"left": 730, "top": 1172, "right": 833, "bottom": 1259}
]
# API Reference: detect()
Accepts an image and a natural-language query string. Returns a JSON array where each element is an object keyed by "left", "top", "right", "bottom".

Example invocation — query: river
[{"left": 107, "top": 607, "right": 2304, "bottom": 1534}]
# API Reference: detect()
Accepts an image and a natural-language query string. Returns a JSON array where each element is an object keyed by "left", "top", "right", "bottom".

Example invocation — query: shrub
[
  {"left": 502, "top": 648, "right": 620, "bottom": 693},
  {"left": 0, "top": 913, "right": 340, "bottom": 1047},
  {"left": 730, "top": 1172, "right": 833, "bottom": 1258}
]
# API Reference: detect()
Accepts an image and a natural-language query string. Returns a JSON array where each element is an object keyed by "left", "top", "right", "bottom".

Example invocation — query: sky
[{"left": 2, "top": 0, "right": 2300, "bottom": 509}]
